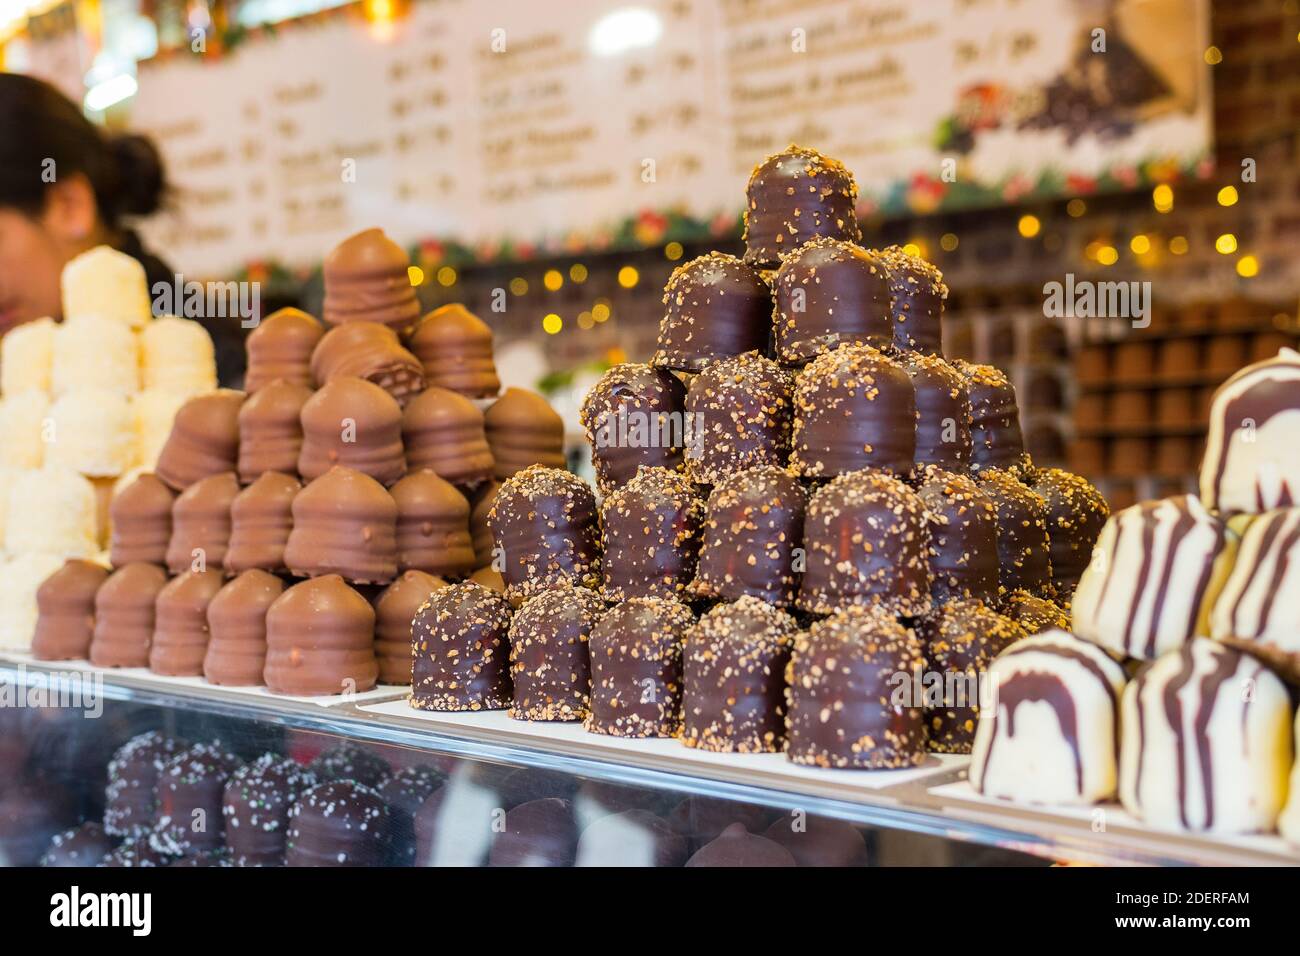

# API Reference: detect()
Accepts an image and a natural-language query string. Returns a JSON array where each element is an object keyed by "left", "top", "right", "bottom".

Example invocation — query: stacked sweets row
[
  {"left": 29, "top": 228, "right": 566, "bottom": 696},
  {"left": 971, "top": 346, "right": 1300, "bottom": 842},
  {"left": 0, "top": 247, "right": 218, "bottom": 648},
  {"left": 36, "top": 731, "right": 868, "bottom": 867},
  {"left": 411, "top": 146, "right": 1110, "bottom": 772}
]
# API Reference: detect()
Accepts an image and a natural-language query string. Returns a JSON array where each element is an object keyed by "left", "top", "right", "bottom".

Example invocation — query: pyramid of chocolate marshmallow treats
[
  {"left": 416, "top": 144, "right": 1112, "bottom": 771},
  {"left": 970, "top": 346, "right": 1300, "bottom": 842},
  {"left": 29, "top": 225, "right": 569, "bottom": 697}
]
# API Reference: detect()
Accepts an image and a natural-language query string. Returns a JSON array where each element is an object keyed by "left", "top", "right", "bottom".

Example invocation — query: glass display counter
[{"left": 1, "top": 656, "right": 1291, "bottom": 867}]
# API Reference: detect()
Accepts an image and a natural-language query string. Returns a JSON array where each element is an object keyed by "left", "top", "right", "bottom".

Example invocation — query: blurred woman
[{"left": 0, "top": 72, "right": 171, "bottom": 336}]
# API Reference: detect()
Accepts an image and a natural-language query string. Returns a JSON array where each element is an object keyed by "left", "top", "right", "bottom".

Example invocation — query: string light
[
  {"left": 1152, "top": 184, "right": 1174, "bottom": 213},
  {"left": 1217, "top": 185, "right": 1239, "bottom": 207},
  {"left": 1237, "top": 255, "right": 1259, "bottom": 278},
  {"left": 509, "top": 277, "right": 528, "bottom": 296},
  {"left": 542, "top": 313, "right": 563, "bottom": 334},
  {"left": 940, "top": 233, "right": 959, "bottom": 252},
  {"left": 1204, "top": 46, "right": 1223, "bottom": 64},
  {"left": 543, "top": 269, "right": 563, "bottom": 291},
  {"left": 1017, "top": 215, "right": 1040, "bottom": 238},
  {"left": 1215, "top": 233, "right": 1238, "bottom": 254},
  {"left": 569, "top": 263, "right": 588, "bottom": 283},
  {"left": 1097, "top": 245, "right": 1119, "bottom": 266},
  {"left": 592, "top": 301, "right": 611, "bottom": 322},
  {"left": 1067, "top": 199, "right": 1087, "bottom": 217},
  {"left": 664, "top": 242, "right": 683, "bottom": 261},
  {"left": 577, "top": 311, "right": 595, "bottom": 329},
  {"left": 407, "top": 265, "right": 424, "bottom": 286},
  {"left": 436, "top": 266, "right": 457, "bottom": 287},
  {"left": 1130, "top": 235, "right": 1151, "bottom": 255},
  {"left": 1169, "top": 236, "right": 1189, "bottom": 255},
  {"left": 617, "top": 266, "right": 639, "bottom": 288}
]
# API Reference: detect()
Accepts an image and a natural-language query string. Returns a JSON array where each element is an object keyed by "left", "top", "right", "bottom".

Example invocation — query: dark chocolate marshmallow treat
[
  {"left": 773, "top": 238, "right": 892, "bottom": 365},
  {"left": 285, "top": 780, "right": 392, "bottom": 867},
  {"left": 600, "top": 466, "right": 704, "bottom": 602},
  {"left": 508, "top": 586, "right": 605, "bottom": 722},
  {"left": 914, "top": 466, "right": 1000, "bottom": 604},
  {"left": 411, "top": 582, "right": 514, "bottom": 712},
  {"left": 377, "top": 766, "right": 447, "bottom": 866},
  {"left": 976, "top": 467, "right": 1053, "bottom": 597},
  {"left": 743, "top": 144, "right": 861, "bottom": 268},
  {"left": 104, "top": 731, "right": 187, "bottom": 839},
  {"left": 586, "top": 598, "right": 694, "bottom": 738},
  {"left": 222, "top": 754, "right": 317, "bottom": 866},
  {"left": 875, "top": 244, "right": 948, "bottom": 355},
  {"left": 791, "top": 344, "right": 916, "bottom": 478},
  {"left": 914, "top": 599, "right": 1025, "bottom": 754},
  {"left": 684, "top": 351, "right": 793, "bottom": 484},
  {"left": 692, "top": 465, "right": 806, "bottom": 608},
  {"left": 653, "top": 252, "right": 772, "bottom": 371},
  {"left": 487, "top": 465, "right": 601, "bottom": 604},
  {"left": 1031, "top": 467, "right": 1110, "bottom": 597},
  {"left": 952, "top": 360, "right": 1027, "bottom": 473},
  {"left": 903, "top": 353, "right": 972, "bottom": 473},
  {"left": 786, "top": 606, "right": 928, "bottom": 769},
  {"left": 798, "top": 470, "right": 933, "bottom": 617},
  {"left": 579, "top": 363, "right": 686, "bottom": 494},
  {"left": 682, "top": 597, "right": 799, "bottom": 753},
  {"left": 152, "top": 741, "right": 244, "bottom": 855}
]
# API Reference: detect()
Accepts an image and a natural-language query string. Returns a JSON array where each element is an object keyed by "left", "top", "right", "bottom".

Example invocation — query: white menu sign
[{"left": 131, "top": 0, "right": 1212, "bottom": 276}]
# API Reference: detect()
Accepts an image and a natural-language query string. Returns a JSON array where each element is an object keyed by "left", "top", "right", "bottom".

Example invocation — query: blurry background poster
[{"left": 127, "top": 0, "right": 1213, "bottom": 277}]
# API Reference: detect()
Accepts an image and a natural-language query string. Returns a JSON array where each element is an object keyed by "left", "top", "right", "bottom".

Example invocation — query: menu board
[{"left": 131, "top": 0, "right": 1212, "bottom": 276}]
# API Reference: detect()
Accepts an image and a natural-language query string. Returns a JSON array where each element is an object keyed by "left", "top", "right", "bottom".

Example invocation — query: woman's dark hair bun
[{"left": 108, "top": 133, "right": 167, "bottom": 217}]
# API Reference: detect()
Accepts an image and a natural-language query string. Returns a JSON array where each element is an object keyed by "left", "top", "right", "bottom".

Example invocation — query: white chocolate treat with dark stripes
[
  {"left": 1071, "top": 496, "right": 1236, "bottom": 660},
  {"left": 1275, "top": 709, "right": 1300, "bottom": 846},
  {"left": 1119, "top": 638, "right": 1290, "bottom": 834},
  {"left": 970, "top": 630, "right": 1126, "bottom": 805},
  {"left": 1200, "top": 347, "right": 1300, "bottom": 515},
  {"left": 1210, "top": 508, "right": 1300, "bottom": 679}
]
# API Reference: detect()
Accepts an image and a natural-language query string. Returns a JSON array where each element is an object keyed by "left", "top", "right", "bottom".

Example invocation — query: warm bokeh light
[
  {"left": 1017, "top": 215, "right": 1041, "bottom": 238},
  {"left": 1217, "top": 185, "right": 1239, "bottom": 206},
  {"left": 542, "top": 313, "right": 563, "bottom": 334},
  {"left": 902, "top": 240, "right": 926, "bottom": 258},
  {"left": 664, "top": 242, "right": 684, "bottom": 261},
  {"left": 1169, "top": 236, "right": 1189, "bottom": 255},
  {"left": 1066, "top": 198, "right": 1087, "bottom": 217},
  {"left": 436, "top": 266, "right": 457, "bottom": 287},
  {"left": 1215, "top": 233, "right": 1238, "bottom": 254},
  {"left": 543, "top": 269, "right": 563, "bottom": 291},
  {"left": 569, "top": 263, "right": 588, "bottom": 283},
  {"left": 1204, "top": 46, "right": 1222, "bottom": 64},
  {"left": 940, "top": 233, "right": 959, "bottom": 252},
  {"left": 617, "top": 266, "right": 639, "bottom": 288},
  {"left": 577, "top": 311, "right": 595, "bottom": 329},
  {"left": 1130, "top": 234, "right": 1151, "bottom": 255},
  {"left": 407, "top": 265, "right": 424, "bottom": 286},
  {"left": 509, "top": 277, "right": 528, "bottom": 296},
  {"left": 1097, "top": 245, "right": 1119, "bottom": 265},
  {"left": 1237, "top": 255, "right": 1260, "bottom": 278},
  {"left": 1152, "top": 184, "right": 1174, "bottom": 212},
  {"left": 592, "top": 301, "right": 611, "bottom": 323}
]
